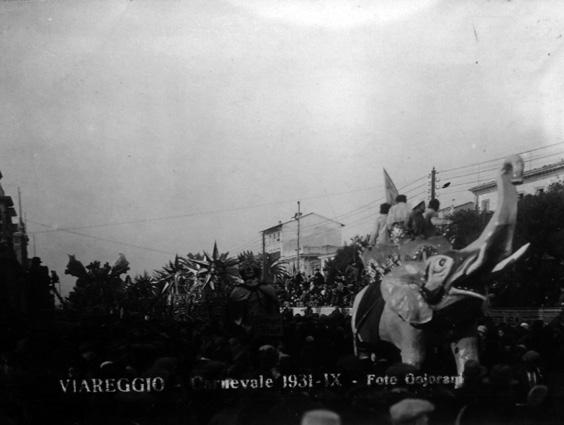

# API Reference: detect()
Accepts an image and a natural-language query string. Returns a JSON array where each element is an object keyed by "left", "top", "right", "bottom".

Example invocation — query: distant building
[
  {"left": 0, "top": 172, "right": 28, "bottom": 265},
  {"left": 439, "top": 201, "right": 475, "bottom": 216},
  {"left": 262, "top": 213, "right": 344, "bottom": 276},
  {"left": 469, "top": 160, "right": 564, "bottom": 211},
  {"left": 0, "top": 171, "right": 30, "bottom": 315}
]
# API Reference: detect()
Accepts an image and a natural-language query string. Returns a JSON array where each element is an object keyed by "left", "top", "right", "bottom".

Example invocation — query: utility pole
[
  {"left": 430, "top": 167, "right": 437, "bottom": 200},
  {"left": 295, "top": 201, "right": 302, "bottom": 273},
  {"left": 17, "top": 187, "right": 23, "bottom": 226}
]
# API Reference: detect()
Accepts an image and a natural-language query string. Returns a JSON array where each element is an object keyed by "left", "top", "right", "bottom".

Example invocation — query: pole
[
  {"left": 17, "top": 187, "right": 23, "bottom": 226},
  {"left": 430, "top": 167, "right": 436, "bottom": 200},
  {"left": 296, "top": 201, "right": 301, "bottom": 273},
  {"left": 261, "top": 230, "right": 266, "bottom": 281}
]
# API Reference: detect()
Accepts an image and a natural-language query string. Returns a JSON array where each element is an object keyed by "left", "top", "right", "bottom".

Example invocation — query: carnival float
[{"left": 351, "top": 155, "right": 530, "bottom": 380}]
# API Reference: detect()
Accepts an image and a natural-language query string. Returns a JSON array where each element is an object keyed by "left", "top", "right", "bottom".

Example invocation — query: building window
[{"left": 481, "top": 199, "right": 490, "bottom": 211}]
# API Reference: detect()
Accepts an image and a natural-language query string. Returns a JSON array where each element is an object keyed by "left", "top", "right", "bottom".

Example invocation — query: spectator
[
  {"left": 387, "top": 194, "right": 411, "bottom": 243},
  {"left": 389, "top": 398, "right": 435, "bottom": 425},
  {"left": 301, "top": 409, "right": 341, "bottom": 425},
  {"left": 369, "top": 202, "right": 392, "bottom": 246},
  {"left": 407, "top": 201, "right": 426, "bottom": 239}
]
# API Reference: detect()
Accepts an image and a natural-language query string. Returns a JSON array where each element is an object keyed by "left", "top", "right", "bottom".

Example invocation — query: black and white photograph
[{"left": 2, "top": 1, "right": 564, "bottom": 424}]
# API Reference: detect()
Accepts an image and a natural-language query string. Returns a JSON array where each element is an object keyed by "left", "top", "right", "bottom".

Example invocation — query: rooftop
[
  {"left": 468, "top": 159, "right": 564, "bottom": 194},
  {"left": 262, "top": 212, "right": 345, "bottom": 233}
]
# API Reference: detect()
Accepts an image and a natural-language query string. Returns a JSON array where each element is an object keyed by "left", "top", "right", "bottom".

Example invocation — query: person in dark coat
[{"left": 229, "top": 259, "right": 282, "bottom": 342}]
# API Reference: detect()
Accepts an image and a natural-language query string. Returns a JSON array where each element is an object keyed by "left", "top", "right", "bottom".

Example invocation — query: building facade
[
  {"left": 469, "top": 160, "right": 564, "bottom": 211},
  {"left": 439, "top": 201, "right": 476, "bottom": 216},
  {"left": 262, "top": 213, "right": 344, "bottom": 276},
  {"left": 0, "top": 171, "right": 30, "bottom": 316},
  {"left": 0, "top": 172, "right": 28, "bottom": 265}
]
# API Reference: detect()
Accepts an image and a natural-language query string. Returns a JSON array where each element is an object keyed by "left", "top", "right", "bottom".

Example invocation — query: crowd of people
[
  {"left": 2, "top": 306, "right": 564, "bottom": 424},
  {"left": 370, "top": 196, "right": 447, "bottom": 246},
  {"left": 274, "top": 195, "right": 448, "bottom": 310},
  {"left": 276, "top": 270, "right": 364, "bottom": 309}
]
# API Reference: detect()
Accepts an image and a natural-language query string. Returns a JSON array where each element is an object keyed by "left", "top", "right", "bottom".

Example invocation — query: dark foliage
[
  {"left": 65, "top": 254, "right": 130, "bottom": 316},
  {"left": 323, "top": 236, "right": 367, "bottom": 285},
  {"left": 494, "top": 182, "right": 564, "bottom": 307},
  {"left": 444, "top": 208, "right": 493, "bottom": 249}
]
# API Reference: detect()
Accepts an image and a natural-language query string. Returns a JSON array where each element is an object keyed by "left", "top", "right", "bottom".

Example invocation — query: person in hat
[
  {"left": 301, "top": 409, "right": 341, "bottom": 425},
  {"left": 514, "top": 350, "right": 547, "bottom": 407},
  {"left": 389, "top": 398, "right": 434, "bottom": 425}
]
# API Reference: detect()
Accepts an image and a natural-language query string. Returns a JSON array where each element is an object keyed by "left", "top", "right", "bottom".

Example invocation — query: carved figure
[
  {"left": 352, "top": 155, "right": 529, "bottom": 379},
  {"left": 228, "top": 253, "right": 282, "bottom": 339}
]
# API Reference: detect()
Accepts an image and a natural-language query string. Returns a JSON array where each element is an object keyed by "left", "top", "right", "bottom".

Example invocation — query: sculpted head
[{"left": 375, "top": 155, "right": 529, "bottom": 317}]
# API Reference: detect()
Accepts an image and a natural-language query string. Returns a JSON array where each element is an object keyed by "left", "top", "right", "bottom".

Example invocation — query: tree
[
  {"left": 238, "top": 250, "right": 288, "bottom": 283},
  {"left": 444, "top": 183, "right": 564, "bottom": 308},
  {"left": 122, "top": 272, "right": 160, "bottom": 316},
  {"left": 444, "top": 208, "right": 492, "bottom": 249},
  {"left": 65, "top": 253, "right": 129, "bottom": 316},
  {"left": 324, "top": 236, "right": 366, "bottom": 285},
  {"left": 153, "top": 255, "right": 195, "bottom": 318},
  {"left": 153, "top": 243, "right": 240, "bottom": 321},
  {"left": 496, "top": 183, "right": 564, "bottom": 307}
]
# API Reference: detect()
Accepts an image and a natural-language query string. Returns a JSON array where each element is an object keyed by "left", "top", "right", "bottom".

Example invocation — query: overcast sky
[{"left": 2, "top": 0, "right": 564, "bottom": 294}]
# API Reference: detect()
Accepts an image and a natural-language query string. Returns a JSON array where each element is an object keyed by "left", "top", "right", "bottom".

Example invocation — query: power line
[
  {"left": 28, "top": 219, "right": 177, "bottom": 256},
  {"left": 439, "top": 151, "right": 564, "bottom": 191},
  {"left": 285, "top": 177, "right": 430, "bottom": 237},
  {"left": 440, "top": 188, "right": 477, "bottom": 196},
  {"left": 440, "top": 164, "right": 500, "bottom": 181},
  {"left": 225, "top": 174, "right": 445, "bottom": 251},
  {"left": 404, "top": 182, "right": 428, "bottom": 196},
  {"left": 26, "top": 165, "right": 428, "bottom": 238},
  {"left": 20, "top": 166, "right": 425, "bottom": 257},
  {"left": 27, "top": 183, "right": 395, "bottom": 235},
  {"left": 439, "top": 142, "right": 564, "bottom": 174},
  {"left": 398, "top": 174, "right": 428, "bottom": 191},
  {"left": 526, "top": 150, "right": 564, "bottom": 165}
]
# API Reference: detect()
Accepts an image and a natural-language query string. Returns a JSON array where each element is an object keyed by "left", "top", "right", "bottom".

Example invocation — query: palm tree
[
  {"left": 123, "top": 272, "right": 159, "bottom": 315},
  {"left": 153, "top": 255, "right": 195, "bottom": 318},
  {"left": 188, "top": 242, "right": 241, "bottom": 294},
  {"left": 154, "top": 243, "right": 240, "bottom": 321},
  {"left": 238, "top": 250, "right": 288, "bottom": 283}
]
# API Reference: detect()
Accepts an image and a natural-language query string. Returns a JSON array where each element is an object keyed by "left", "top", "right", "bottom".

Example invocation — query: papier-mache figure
[
  {"left": 228, "top": 255, "right": 282, "bottom": 340},
  {"left": 353, "top": 155, "right": 529, "bottom": 385}
]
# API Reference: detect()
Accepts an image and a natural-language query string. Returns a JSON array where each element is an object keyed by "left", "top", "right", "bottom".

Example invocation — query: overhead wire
[
  {"left": 197, "top": 147, "right": 564, "bottom": 253},
  {"left": 22, "top": 145, "right": 564, "bottom": 239},
  {"left": 27, "top": 183, "right": 393, "bottom": 236},
  {"left": 31, "top": 145, "right": 564, "bottom": 268},
  {"left": 266, "top": 172, "right": 428, "bottom": 234},
  {"left": 35, "top": 144, "right": 558, "bottom": 256},
  {"left": 436, "top": 150, "right": 564, "bottom": 193},
  {"left": 438, "top": 142, "right": 564, "bottom": 174},
  {"left": 439, "top": 142, "right": 564, "bottom": 176},
  {"left": 29, "top": 219, "right": 177, "bottom": 256},
  {"left": 244, "top": 173, "right": 429, "bottom": 243}
]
